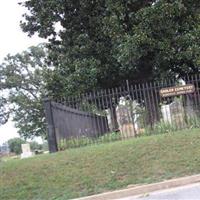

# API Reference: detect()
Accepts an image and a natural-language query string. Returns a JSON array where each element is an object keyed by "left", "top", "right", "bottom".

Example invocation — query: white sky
[{"left": 0, "top": 0, "right": 45, "bottom": 145}]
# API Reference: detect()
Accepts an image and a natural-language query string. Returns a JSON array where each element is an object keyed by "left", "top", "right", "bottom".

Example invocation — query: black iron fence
[{"left": 44, "top": 74, "right": 200, "bottom": 152}]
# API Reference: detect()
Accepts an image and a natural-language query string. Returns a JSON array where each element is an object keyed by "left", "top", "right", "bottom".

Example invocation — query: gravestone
[
  {"left": 161, "top": 104, "right": 172, "bottom": 124},
  {"left": 161, "top": 99, "right": 185, "bottom": 128},
  {"left": 106, "top": 109, "right": 114, "bottom": 131},
  {"left": 116, "top": 97, "right": 140, "bottom": 137},
  {"left": 185, "top": 96, "right": 196, "bottom": 119},
  {"left": 21, "top": 143, "right": 33, "bottom": 159},
  {"left": 170, "top": 100, "right": 185, "bottom": 128}
]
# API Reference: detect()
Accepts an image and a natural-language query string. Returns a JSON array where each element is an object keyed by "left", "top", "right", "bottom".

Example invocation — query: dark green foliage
[
  {"left": 116, "top": 0, "right": 200, "bottom": 79},
  {"left": 20, "top": 0, "right": 200, "bottom": 98},
  {"left": 7, "top": 138, "right": 25, "bottom": 155}
]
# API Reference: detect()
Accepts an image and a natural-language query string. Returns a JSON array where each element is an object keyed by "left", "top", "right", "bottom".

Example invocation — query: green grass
[{"left": 1, "top": 129, "right": 200, "bottom": 200}]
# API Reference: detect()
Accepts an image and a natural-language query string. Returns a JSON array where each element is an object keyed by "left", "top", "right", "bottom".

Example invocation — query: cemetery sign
[{"left": 160, "top": 84, "right": 195, "bottom": 98}]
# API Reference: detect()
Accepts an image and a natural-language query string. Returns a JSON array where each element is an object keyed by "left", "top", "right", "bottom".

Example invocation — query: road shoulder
[{"left": 75, "top": 174, "right": 200, "bottom": 200}]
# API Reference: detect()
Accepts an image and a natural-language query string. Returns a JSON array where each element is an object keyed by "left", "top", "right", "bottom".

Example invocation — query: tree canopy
[{"left": 20, "top": 0, "right": 200, "bottom": 98}]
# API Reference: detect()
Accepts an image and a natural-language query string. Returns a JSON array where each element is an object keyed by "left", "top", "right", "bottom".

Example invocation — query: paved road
[{"left": 119, "top": 183, "right": 200, "bottom": 200}]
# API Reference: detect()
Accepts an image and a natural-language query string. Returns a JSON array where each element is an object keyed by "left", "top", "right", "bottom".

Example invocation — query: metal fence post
[{"left": 43, "top": 98, "right": 58, "bottom": 153}]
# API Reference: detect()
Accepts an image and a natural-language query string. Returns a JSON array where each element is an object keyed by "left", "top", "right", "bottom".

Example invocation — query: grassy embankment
[{"left": 1, "top": 128, "right": 200, "bottom": 200}]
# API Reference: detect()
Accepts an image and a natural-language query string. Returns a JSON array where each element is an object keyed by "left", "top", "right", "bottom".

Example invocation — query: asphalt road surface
[{"left": 119, "top": 183, "right": 200, "bottom": 200}]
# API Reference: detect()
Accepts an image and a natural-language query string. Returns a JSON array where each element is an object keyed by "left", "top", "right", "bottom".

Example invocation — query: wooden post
[{"left": 43, "top": 98, "right": 58, "bottom": 153}]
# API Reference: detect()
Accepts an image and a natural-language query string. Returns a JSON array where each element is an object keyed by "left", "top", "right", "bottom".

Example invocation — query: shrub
[
  {"left": 7, "top": 138, "right": 25, "bottom": 155},
  {"left": 30, "top": 141, "right": 43, "bottom": 151}
]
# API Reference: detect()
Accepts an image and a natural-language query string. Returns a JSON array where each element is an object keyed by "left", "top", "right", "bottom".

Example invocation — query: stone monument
[
  {"left": 116, "top": 97, "right": 140, "bottom": 137},
  {"left": 161, "top": 99, "right": 185, "bottom": 128},
  {"left": 21, "top": 143, "right": 33, "bottom": 159}
]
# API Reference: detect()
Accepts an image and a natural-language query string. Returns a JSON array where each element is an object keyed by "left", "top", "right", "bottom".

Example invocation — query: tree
[
  {"left": 0, "top": 45, "right": 49, "bottom": 139},
  {"left": 19, "top": 0, "right": 154, "bottom": 97},
  {"left": 20, "top": 0, "right": 200, "bottom": 99},
  {"left": 115, "top": 0, "right": 200, "bottom": 79},
  {"left": 7, "top": 138, "right": 25, "bottom": 155}
]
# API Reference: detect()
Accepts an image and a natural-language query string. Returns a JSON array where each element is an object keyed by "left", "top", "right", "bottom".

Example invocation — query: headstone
[
  {"left": 170, "top": 100, "right": 185, "bottom": 128},
  {"left": 106, "top": 109, "right": 113, "bottom": 131},
  {"left": 161, "top": 104, "right": 172, "bottom": 124},
  {"left": 161, "top": 99, "right": 185, "bottom": 128},
  {"left": 21, "top": 143, "right": 33, "bottom": 159},
  {"left": 116, "top": 97, "right": 140, "bottom": 137}
]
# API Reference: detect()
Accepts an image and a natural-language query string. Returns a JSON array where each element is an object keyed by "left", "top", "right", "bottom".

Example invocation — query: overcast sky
[{"left": 0, "top": 0, "right": 45, "bottom": 144}]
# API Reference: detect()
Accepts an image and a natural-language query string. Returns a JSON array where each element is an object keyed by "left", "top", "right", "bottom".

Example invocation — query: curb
[{"left": 75, "top": 175, "right": 200, "bottom": 200}]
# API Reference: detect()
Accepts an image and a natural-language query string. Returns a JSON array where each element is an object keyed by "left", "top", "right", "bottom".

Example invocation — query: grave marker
[{"left": 21, "top": 143, "right": 33, "bottom": 159}]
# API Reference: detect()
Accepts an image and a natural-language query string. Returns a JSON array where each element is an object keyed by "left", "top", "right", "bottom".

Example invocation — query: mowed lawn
[{"left": 1, "top": 129, "right": 200, "bottom": 200}]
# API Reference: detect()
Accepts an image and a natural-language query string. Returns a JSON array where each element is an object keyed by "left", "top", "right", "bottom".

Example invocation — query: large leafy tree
[
  {"left": 0, "top": 45, "right": 49, "bottom": 139},
  {"left": 115, "top": 0, "right": 200, "bottom": 79},
  {"left": 20, "top": 0, "right": 155, "bottom": 97},
  {"left": 20, "top": 0, "right": 200, "bottom": 98}
]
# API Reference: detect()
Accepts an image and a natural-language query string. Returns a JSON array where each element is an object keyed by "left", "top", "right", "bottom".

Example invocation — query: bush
[
  {"left": 7, "top": 138, "right": 25, "bottom": 155},
  {"left": 30, "top": 141, "right": 43, "bottom": 151}
]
